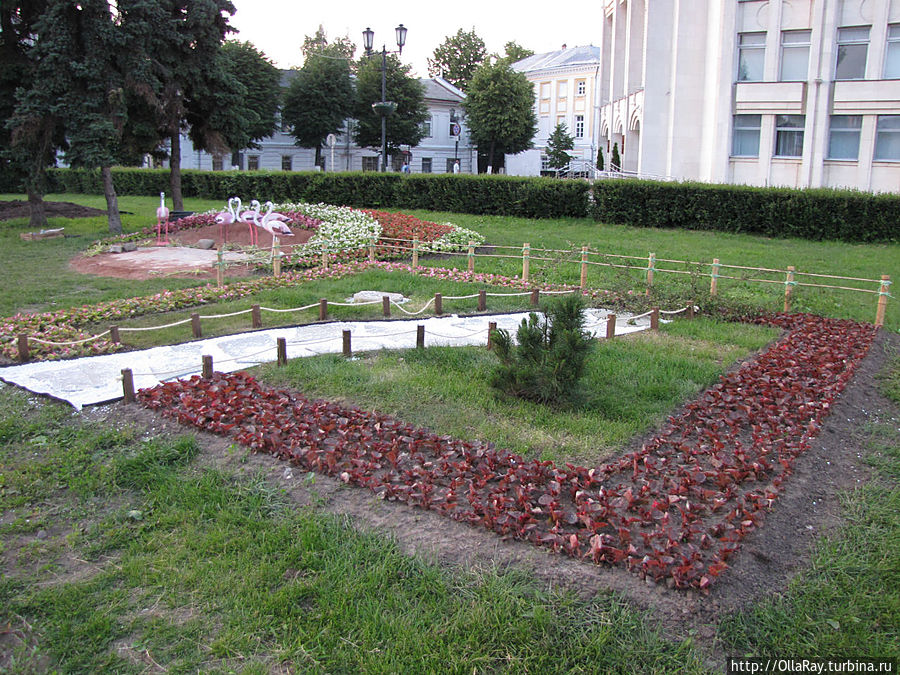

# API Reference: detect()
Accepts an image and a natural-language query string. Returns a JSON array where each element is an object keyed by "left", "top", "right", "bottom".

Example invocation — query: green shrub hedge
[{"left": 592, "top": 180, "right": 898, "bottom": 243}]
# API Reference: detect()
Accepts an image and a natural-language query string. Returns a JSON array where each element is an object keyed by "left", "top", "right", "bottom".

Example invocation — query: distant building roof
[
  {"left": 511, "top": 45, "right": 602, "bottom": 73},
  {"left": 419, "top": 77, "right": 465, "bottom": 102}
]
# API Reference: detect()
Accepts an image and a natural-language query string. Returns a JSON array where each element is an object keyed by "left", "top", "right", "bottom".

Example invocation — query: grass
[
  {"left": 0, "top": 385, "right": 708, "bottom": 674},
  {"left": 255, "top": 317, "right": 778, "bottom": 465}
]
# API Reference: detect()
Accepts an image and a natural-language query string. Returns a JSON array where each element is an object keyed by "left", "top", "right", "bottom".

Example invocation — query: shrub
[{"left": 490, "top": 295, "right": 593, "bottom": 405}]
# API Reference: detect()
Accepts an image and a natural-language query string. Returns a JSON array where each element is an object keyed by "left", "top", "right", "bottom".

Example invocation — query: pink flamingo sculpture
[
  {"left": 239, "top": 199, "right": 261, "bottom": 246},
  {"left": 213, "top": 197, "right": 241, "bottom": 244},
  {"left": 155, "top": 192, "right": 170, "bottom": 245},
  {"left": 258, "top": 201, "right": 294, "bottom": 239}
]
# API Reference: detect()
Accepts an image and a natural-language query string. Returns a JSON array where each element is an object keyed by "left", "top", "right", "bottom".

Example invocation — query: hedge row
[{"left": 592, "top": 180, "right": 898, "bottom": 243}]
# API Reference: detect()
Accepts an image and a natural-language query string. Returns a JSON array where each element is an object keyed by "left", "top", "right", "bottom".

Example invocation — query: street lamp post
[{"left": 363, "top": 24, "right": 407, "bottom": 172}]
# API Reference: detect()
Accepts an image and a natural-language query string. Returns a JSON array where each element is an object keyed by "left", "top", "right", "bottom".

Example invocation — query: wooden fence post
[
  {"left": 687, "top": 302, "right": 695, "bottom": 319},
  {"left": 109, "top": 325, "right": 120, "bottom": 344},
  {"left": 272, "top": 240, "right": 281, "bottom": 277},
  {"left": 784, "top": 266, "right": 796, "bottom": 312},
  {"left": 606, "top": 314, "right": 616, "bottom": 339},
  {"left": 342, "top": 330, "right": 351, "bottom": 358},
  {"left": 468, "top": 241, "right": 475, "bottom": 274},
  {"left": 416, "top": 324, "right": 425, "bottom": 349},
  {"left": 530, "top": 289, "right": 540, "bottom": 307},
  {"left": 487, "top": 321, "right": 497, "bottom": 350},
  {"left": 202, "top": 355, "right": 213, "bottom": 379},
  {"left": 121, "top": 368, "right": 135, "bottom": 403},
  {"left": 368, "top": 237, "right": 376, "bottom": 263},
  {"left": 478, "top": 289, "right": 487, "bottom": 311},
  {"left": 710, "top": 258, "right": 720, "bottom": 297},
  {"left": 650, "top": 308, "right": 659, "bottom": 331},
  {"left": 434, "top": 293, "right": 443, "bottom": 316},
  {"left": 646, "top": 252, "right": 655, "bottom": 296},
  {"left": 251, "top": 304, "right": 262, "bottom": 329},
  {"left": 876, "top": 274, "right": 891, "bottom": 327},
  {"left": 522, "top": 242, "right": 530, "bottom": 283},
  {"left": 191, "top": 313, "right": 201, "bottom": 338},
  {"left": 581, "top": 246, "right": 589, "bottom": 289},
  {"left": 277, "top": 337, "right": 287, "bottom": 366},
  {"left": 216, "top": 247, "right": 224, "bottom": 288},
  {"left": 17, "top": 334, "right": 28, "bottom": 362},
  {"left": 318, "top": 298, "right": 328, "bottom": 321},
  {"left": 382, "top": 295, "right": 391, "bottom": 317},
  {"left": 412, "top": 238, "right": 419, "bottom": 268}
]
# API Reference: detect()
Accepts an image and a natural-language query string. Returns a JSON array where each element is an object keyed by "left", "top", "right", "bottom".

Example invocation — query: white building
[
  {"left": 508, "top": 0, "right": 900, "bottom": 192},
  {"left": 175, "top": 76, "right": 476, "bottom": 174}
]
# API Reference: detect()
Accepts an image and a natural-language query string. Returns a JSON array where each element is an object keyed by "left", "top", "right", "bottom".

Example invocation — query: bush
[
  {"left": 591, "top": 179, "right": 898, "bottom": 243},
  {"left": 490, "top": 295, "right": 593, "bottom": 405}
]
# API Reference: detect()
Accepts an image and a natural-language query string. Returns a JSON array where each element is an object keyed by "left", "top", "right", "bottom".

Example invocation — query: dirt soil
[
  {"left": 0, "top": 199, "right": 108, "bottom": 221},
  {"left": 76, "top": 329, "right": 898, "bottom": 667}
]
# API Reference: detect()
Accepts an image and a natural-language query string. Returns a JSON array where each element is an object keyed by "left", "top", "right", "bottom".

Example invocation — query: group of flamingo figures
[{"left": 155, "top": 192, "right": 294, "bottom": 247}]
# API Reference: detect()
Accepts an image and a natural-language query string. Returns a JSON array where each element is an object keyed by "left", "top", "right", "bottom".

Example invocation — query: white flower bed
[
  {"left": 423, "top": 224, "right": 485, "bottom": 252},
  {"left": 274, "top": 202, "right": 381, "bottom": 255}
]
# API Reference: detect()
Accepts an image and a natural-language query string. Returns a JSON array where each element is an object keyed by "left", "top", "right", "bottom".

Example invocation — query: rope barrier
[
  {"left": 199, "top": 308, "right": 254, "bottom": 320},
  {"left": 27, "top": 330, "right": 111, "bottom": 346},
  {"left": 659, "top": 306, "right": 690, "bottom": 315},
  {"left": 259, "top": 303, "right": 320, "bottom": 313},
  {"left": 390, "top": 297, "right": 435, "bottom": 315},
  {"left": 119, "top": 317, "right": 194, "bottom": 332}
]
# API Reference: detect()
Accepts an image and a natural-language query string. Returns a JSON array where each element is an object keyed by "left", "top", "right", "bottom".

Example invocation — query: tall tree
[
  {"left": 302, "top": 25, "right": 356, "bottom": 61},
  {"left": 546, "top": 122, "right": 575, "bottom": 175},
  {"left": 354, "top": 53, "right": 427, "bottom": 159},
  {"left": 283, "top": 53, "right": 354, "bottom": 169},
  {"left": 427, "top": 28, "right": 486, "bottom": 91},
  {"left": 499, "top": 41, "right": 534, "bottom": 65},
  {"left": 463, "top": 61, "right": 537, "bottom": 172}
]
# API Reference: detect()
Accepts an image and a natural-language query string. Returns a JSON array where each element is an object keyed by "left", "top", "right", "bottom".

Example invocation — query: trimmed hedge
[{"left": 592, "top": 180, "right": 898, "bottom": 243}]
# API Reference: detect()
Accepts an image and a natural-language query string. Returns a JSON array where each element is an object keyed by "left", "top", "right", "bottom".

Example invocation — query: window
[
  {"left": 574, "top": 115, "right": 584, "bottom": 139},
  {"left": 827, "top": 115, "right": 862, "bottom": 160},
  {"left": 421, "top": 157, "right": 432, "bottom": 173},
  {"left": 732, "top": 114, "right": 762, "bottom": 157},
  {"left": 212, "top": 155, "right": 223, "bottom": 171},
  {"left": 540, "top": 155, "right": 550, "bottom": 171},
  {"left": 737, "top": 32, "right": 766, "bottom": 81},
  {"left": 576, "top": 80, "right": 586, "bottom": 96},
  {"left": 362, "top": 156, "right": 378, "bottom": 171},
  {"left": 247, "top": 155, "right": 260, "bottom": 171},
  {"left": 885, "top": 24, "right": 900, "bottom": 79},
  {"left": 558, "top": 81, "right": 568, "bottom": 97},
  {"left": 874, "top": 115, "right": 900, "bottom": 161},
  {"left": 780, "top": 30, "right": 810, "bottom": 81},
  {"left": 835, "top": 26, "right": 869, "bottom": 80},
  {"left": 281, "top": 155, "right": 292, "bottom": 171},
  {"left": 774, "top": 115, "right": 804, "bottom": 157},
  {"left": 422, "top": 116, "right": 432, "bottom": 137},
  {"left": 540, "top": 82, "right": 550, "bottom": 98}
]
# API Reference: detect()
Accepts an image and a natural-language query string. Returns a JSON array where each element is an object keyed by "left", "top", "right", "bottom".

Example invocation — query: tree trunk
[
  {"left": 487, "top": 140, "right": 496, "bottom": 175},
  {"left": 315, "top": 144, "right": 322, "bottom": 169},
  {"left": 169, "top": 131, "right": 184, "bottom": 211},
  {"left": 101, "top": 166, "right": 122, "bottom": 235},
  {"left": 26, "top": 188, "right": 47, "bottom": 230}
]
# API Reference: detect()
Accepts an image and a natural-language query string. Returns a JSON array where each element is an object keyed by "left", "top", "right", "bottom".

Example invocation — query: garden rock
[
  {"left": 108, "top": 244, "right": 123, "bottom": 254},
  {"left": 196, "top": 239, "right": 216, "bottom": 250},
  {"left": 347, "top": 290, "right": 409, "bottom": 304},
  {"left": 122, "top": 242, "right": 138, "bottom": 252}
]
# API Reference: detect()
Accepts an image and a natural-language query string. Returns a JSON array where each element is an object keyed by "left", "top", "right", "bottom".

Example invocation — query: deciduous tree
[{"left": 427, "top": 28, "right": 487, "bottom": 91}]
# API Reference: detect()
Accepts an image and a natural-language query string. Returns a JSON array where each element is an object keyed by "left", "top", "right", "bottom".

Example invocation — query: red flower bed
[
  {"left": 137, "top": 313, "right": 876, "bottom": 589},
  {"left": 362, "top": 210, "right": 454, "bottom": 259}
]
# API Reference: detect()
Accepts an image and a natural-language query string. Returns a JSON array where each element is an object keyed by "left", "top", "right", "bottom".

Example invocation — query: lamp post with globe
[{"left": 363, "top": 24, "right": 407, "bottom": 172}]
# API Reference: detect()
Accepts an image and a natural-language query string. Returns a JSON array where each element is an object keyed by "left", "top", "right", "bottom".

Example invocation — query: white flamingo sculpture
[
  {"left": 213, "top": 197, "right": 240, "bottom": 244},
  {"left": 156, "top": 192, "right": 170, "bottom": 245},
  {"left": 239, "top": 199, "right": 262, "bottom": 246},
  {"left": 258, "top": 201, "right": 294, "bottom": 239}
]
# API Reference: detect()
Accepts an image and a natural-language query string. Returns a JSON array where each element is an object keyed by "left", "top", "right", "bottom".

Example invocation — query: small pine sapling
[{"left": 611, "top": 142, "right": 621, "bottom": 171}]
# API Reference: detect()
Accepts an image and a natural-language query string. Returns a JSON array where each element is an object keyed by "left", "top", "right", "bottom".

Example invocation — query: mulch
[{"left": 0, "top": 200, "right": 109, "bottom": 221}]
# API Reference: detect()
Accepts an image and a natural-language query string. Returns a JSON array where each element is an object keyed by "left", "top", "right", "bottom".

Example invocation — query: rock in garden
[
  {"left": 122, "top": 242, "right": 138, "bottom": 252},
  {"left": 196, "top": 239, "right": 216, "bottom": 250},
  {"left": 108, "top": 244, "right": 123, "bottom": 254}
]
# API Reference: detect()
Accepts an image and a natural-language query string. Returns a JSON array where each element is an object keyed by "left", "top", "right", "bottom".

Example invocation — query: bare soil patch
[{"left": 0, "top": 199, "right": 109, "bottom": 221}]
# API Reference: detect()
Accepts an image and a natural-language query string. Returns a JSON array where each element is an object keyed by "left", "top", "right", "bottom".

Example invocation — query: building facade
[{"left": 174, "top": 76, "right": 476, "bottom": 175}]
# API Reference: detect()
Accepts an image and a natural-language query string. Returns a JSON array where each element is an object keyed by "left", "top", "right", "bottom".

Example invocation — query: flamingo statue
[
  {"left": 155, "top": 192, "right": 170, "bottom": 245},
  {"left": 213, "top": 196, "right": 240, "bottom": 244},
  {"left": 258, "top": 201, "right": 294, "bottom": 239},
  {"left": 239, "top": 199, "right": 261, "bottom": 246}
]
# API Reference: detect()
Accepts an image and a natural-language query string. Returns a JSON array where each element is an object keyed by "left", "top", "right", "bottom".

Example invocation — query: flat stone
[
  {"left": 347, "top": 290, "right": 409, "bottom": 304},
  {"left": 196, "top": 239, "right": 216, "bottom": 250},
  {"left": 108, "top": 244, "right": 123, "bottom": 253},
  {"left": 122, "top": 242, "right": 138, "bottom": 252}
]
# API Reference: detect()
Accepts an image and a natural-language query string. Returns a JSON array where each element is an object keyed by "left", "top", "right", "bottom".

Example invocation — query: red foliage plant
[{"left": 137, "top": 313, "right": 876, "bottom": 590}]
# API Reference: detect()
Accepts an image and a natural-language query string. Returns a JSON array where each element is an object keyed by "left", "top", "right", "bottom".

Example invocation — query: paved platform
[{"left": 0, "top": 309, "right": 656, "bottom": 409}]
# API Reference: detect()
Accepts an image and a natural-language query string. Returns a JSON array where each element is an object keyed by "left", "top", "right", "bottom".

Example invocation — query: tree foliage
[
  {"left": 611, "top": 142, "right": 621, "bottom": 170},
  {"left": 546, "top": 122, "right": 575, "bottom": 172},
  {"left": 354, "top": 53, "right": 427, "bottom": 156},
  {"left": 497, "top": 41, "right": 534, "bottom": 65},
  {"left": 214, "top": 41, "right": 281, "bottom": 150},
  {"left": 302, "top": 25, "right": 356, "bottom": 61},
  {"left": 427, "top": 28, "right": 487, "bottom": 91},
  {"left": 462, "top": 61, "right": 537, "bottom": 171}
]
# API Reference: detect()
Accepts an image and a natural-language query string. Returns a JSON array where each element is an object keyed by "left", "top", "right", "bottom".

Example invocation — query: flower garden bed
[{"left": 136, "top": 312, "right": 876, "bottom": 590}]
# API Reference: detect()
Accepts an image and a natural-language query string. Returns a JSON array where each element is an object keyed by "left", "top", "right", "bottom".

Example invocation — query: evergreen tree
[
  {"left": 611, "top": 142, "right": 621, "bottom": 171},
  {"left": 546, "top": 122, "right": 575, "bottom": 175},
  {"left": 354, "top": 53, "right": 427, "bottom": 158},
  {"left": 463, "top": 61, "right": 537, "bottom": 172},
  {"left": 427, "top": 28, "right": 487, "bottom": 91},
  {"left": 597, "top": 146, "right": 604, "bottom": 171}
]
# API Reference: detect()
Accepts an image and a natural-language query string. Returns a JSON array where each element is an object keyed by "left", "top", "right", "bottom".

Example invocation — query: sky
[{"left": 228, "top": 0, "right": 606, "bottom": 76}]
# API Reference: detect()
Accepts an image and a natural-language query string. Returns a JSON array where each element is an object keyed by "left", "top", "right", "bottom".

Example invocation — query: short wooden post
[
  {"left": 784, "top": 266, "right": 795, "bottom": 312},
  {"left": 650, "top": 308, "right": 660, "bottom": 331},
  {"left": 202, "top": 354, "right": 213, "bottom": 379},
  {"left": 646, "top": 252, "right": 655, "bottom": 296},
  {"left": 581, "top": 246, "right": 589, "bottom": 289},
  {"left": 368, "top": 237, "right": 376, "bottom": 263},
  {"left": 342, "top": 330, "right": 352, "bottom": 358},
  {"left": 522, "top": 242, "right": 530, "bottom": 283},
  {"left": 478, "top": 289, "right": 486, "bottom": 311},
  {"left": 277, "top": 337, "right": 287, "bottom": 366},
  {"left": 272, "top": 240, "right": 281, "bottom": 277},
  {"left": 487, "top": 321, "right": 497, "bottom": 350},
  {"left": 216, "top": 247, "right": 224, "bottom": 288},
  {"left": 382, "top": 295, "right": 391, "bottom": 317},
  {"left": 434, "top": 293, "right": 443, "bottom": 316},
  {"left": 530, "top": 288, "right": 540, "bottom": 307},
  {"left": 687, "top": 302, "right": 695, "bottom": 320},
  {"left": 416, "top": 324, "right": 425, "bottom": 349},
  {"left": 109, "top": 325, "right": 120, "bottom": 344},
  {"left": 318, "top": 298, "right": 328, "bottom": 321},
  {"left": 251, "top": 304, "right": 262, "bottom": 329},
  {"left": 875, "top": 274, "right": 891, "bottom": 328},
  {"left": 606, "top": 314, "right": 616, "bottom": 339},
  {"left": 17, "top": 334, "right": 29, "bottom": 362},
  {"left": 121, "top": 368, "right": 135, "bottom": 403},
  {"left": 710, "top": 258, "right": 720, "bottom": 297},
  {"left": 467, "top": 241, "right": 475, "bottom": 273},
  {"left": 412, "top": 238, "right": 419, "bottom": 268},
  {"left": 191, "top": 313, "right": 201, "bottom": 338}
]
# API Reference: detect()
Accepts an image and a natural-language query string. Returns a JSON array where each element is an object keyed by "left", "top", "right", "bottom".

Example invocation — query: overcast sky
[{"left": 228, "top": 0, "right": 605, "bottom": 76}]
